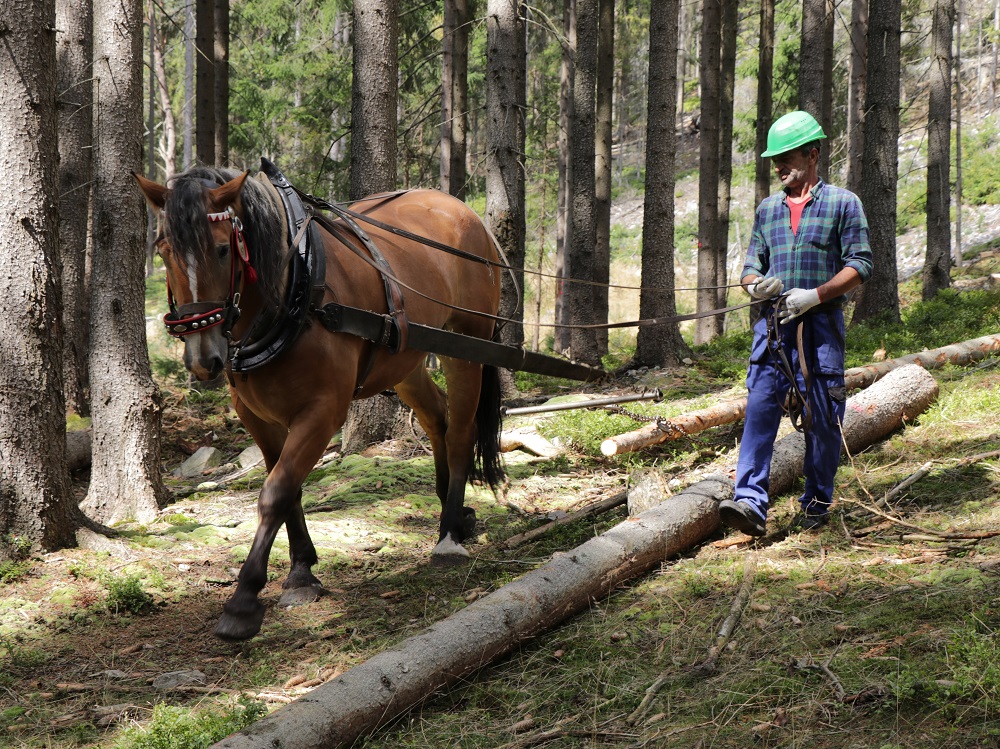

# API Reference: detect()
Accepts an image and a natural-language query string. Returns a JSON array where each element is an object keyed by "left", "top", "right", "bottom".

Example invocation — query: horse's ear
[
  {"left": 208, "top": 171, "right": 250, "bottom": 209},
  {"left": 134, "top": 173, "right": 168, "bottom": 210}
]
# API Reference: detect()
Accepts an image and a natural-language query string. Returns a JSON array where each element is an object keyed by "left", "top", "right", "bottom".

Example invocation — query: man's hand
[
  {"left": 746, "top": 276, "right": 784, "bottom": 300},
  {"left": 778, "top": 288, "right": 821, "bottom": 322}
]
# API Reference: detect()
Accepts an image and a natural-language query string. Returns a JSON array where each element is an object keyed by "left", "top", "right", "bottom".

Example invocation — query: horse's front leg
[{"left": 214, "top": 407, "right": 344, "bottom": 641}]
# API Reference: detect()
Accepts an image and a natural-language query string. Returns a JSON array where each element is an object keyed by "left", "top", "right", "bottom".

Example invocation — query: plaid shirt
[{"left": 743, "top": 179, "right": 873, "bottom": 302}]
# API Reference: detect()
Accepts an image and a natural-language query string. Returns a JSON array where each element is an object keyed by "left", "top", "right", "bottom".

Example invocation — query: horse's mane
[{"left": 164, "top": 166, "right": 286, "bottom": 309}]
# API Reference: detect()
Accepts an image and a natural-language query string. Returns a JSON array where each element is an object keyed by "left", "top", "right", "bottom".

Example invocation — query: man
[{"left": 718, "top": 111, "right": 873, "bottom": 537}]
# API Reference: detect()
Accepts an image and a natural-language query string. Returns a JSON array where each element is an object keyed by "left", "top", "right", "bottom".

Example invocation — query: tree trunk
[
  {"left": 923, "top": 0, "right": 954, "bottom": 301},
  {"left": 343, "top": 0, "right": 401, "bottom": 453},
  {"left": 57, "top": 0, "right": 94, "bottom": 417},
  {"left": 954, "top": 0, "right": 963, "bottom": 269},
  {"left": 754, "top": 0, "right": 774, "bottom": 207},
  {"left": 694, "top": 0, "right": 721, "bottom": 344},
  {"left": 799, "top": 0, "right": 833, "bottom": 174},
  {"left": 183, "top": 0, "right": 194, "bottom": 168},
  {"left": 209, "top": 478, "right": 725, "bottom": 749},
  {"left": 486, "top": 0, "right": 527, "bottom": 356},
  {"left": 553, "top": 0, "right": 573, "bottom": 354},
  {"left": 601, "top": 332, "right": 1000, "bottom": 456},
  {"left": 568, "top": 0, "right": 600, "bottom": 363},
  {"left": 716, "top": 0, "right": 737, "bottom": 322},
  {"left": 151, "top": 8, "right": 177, "bottom": 177},
  {"left": 85, "top": 0, "right": 166, "bottom": 524},
  {"left": 214, "top": 0, "right": 229, "bottom": 165},
  {"left": 0, "top": 0, "right": 76, "bottom": 552},
  {"left": 635, "top": 0, "right": 688, "bottom": 367},
  {"left": 195, "top": 0, "right": 216, "bottom": 163},
  {"left": 853, "top": 0, "right": 901, "bottom": 324},
  {"left": 593, "top": 0, "right": 614, "bottom": 358},
  {"left": 845, "top": 0, "right": 868, "bottom": 196},
  {"left": 440, "top": 0, "right": 456, "bottom": 194},
  {"left": 350, "top": 0, "right": 398, "bottom": 198}
]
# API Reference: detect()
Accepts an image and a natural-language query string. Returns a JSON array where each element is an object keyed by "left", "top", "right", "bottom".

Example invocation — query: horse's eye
[{"left": 216, "top": 243, "right": 230, "bottom": 259}]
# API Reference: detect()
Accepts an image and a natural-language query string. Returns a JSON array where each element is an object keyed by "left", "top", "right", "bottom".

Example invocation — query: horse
[{"left": 136, "top": 164, "right": 504, "bottom": 641}]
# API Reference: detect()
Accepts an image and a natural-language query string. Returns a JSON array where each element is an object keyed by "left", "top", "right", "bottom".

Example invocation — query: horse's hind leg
[
  {"left": 394, "top": 365, "right": 475, "bottom": 559},
  {"left": 395, "top": 365, "right": 450, "bottom": 498},
  {"left": 431, "top": 358, "right": 486, "bottom": 561}
]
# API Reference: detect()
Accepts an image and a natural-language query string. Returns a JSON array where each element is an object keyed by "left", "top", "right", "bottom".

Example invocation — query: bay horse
[{"left": 137, "top": 164, "right": 504, "bottom": 641}]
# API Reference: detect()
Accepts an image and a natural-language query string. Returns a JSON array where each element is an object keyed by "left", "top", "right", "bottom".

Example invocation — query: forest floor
[{"left": 4, "top": 197, "right": 1000, "bottom": 747}]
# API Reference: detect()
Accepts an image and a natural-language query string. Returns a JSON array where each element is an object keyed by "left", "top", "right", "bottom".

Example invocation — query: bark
[
  {"left": 601, "top": 333, "right": 1000, "bottom": 456},
  {"left": 716, "top": 0, "right": 737, "bottom": 317},
  {"left": 183, "top": 0, "right": 194, "bottom": 168},
  {"left": 593, "top": 0, "right": 614, "bottom": 358},
  {"left": 799, "top": 0, "right": 833, "bottom": 174},
  {"left": 209, "top": 478, "right": 725, "bottom": 749},
  {"left": 214, "top": 0, "right": 229, "bottom": 164},
  {"left": 57, "top": 0, "right": 94, "bottom": 416},
  {"left": 151, "top": 9, "right": 177, "bottom": 177},
  {"left": 553, "top": 0, "right": 572, "bottom": 354},
  {"left": 694, "top": 0, "right": 721, "bottom": 344},
  {"left": 923, "top": 0, "right": 954, "bottom": 301},
  {"left": 761, "top": 365, "right": 938, "bottom": 498},
  {"left": 343, "top": 0, "right": 401, "bottom": 451},
  {"left": 0, "top": 0, "right": 76, "bottom": 551},
  {"left": 350, "top": 0, "right": 398, "bottom": 198},
  {"left": 441, "top": 0, "right": 469, "bottom": 198},
  {"left": 754, "top": 0, "right": 774, "bottom": 208},
  {"left": 853, "top": 0, "right": 902, "bottom": 324},
  {"left": 486, "top": 0, "right": 526, "bottom": 350},
  {"left": 635, "top": 0, "right": 688, "bottom": 367},
  {"left": 195, "top": 0, "right": 215, "bottom": 163},
  {"left": 568, "top": 0, "right": 599, "bottom": 363},
  {"left": 625, "top": 365, "right": 938, "bottom": 512},
  {"left": 845, "top": 0, "right": 868, "bottom": 196},
  {"left": 85, "top": 0, "right": 166, "bottom": 524}
]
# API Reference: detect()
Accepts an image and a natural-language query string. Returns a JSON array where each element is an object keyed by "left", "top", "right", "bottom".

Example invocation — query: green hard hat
[{"left": 761, "top": 110, "right": 826, "bottom": 158}]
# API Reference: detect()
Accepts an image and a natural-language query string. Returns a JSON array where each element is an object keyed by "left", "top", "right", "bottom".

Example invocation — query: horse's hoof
[
  {"left": 278, "top": 585, "right": 324, "bottom": 607},
  {"left": 431, "top": 534, "right": 471, "bottom": 566},
  {"left": 282, "top": 569, "right": 323, "bottom": 591},
  {"left": 213, "top": 606, "right": 266, "bottom": 641}
]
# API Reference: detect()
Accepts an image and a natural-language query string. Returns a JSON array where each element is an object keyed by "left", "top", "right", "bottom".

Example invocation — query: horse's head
[{"left": 136, "top": 169, "right": 251, "bottom": 380}]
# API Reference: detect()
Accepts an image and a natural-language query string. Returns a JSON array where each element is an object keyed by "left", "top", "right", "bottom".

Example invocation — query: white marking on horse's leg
[{"left": 431, "top": 534, "right": 470, "bottom": 559}]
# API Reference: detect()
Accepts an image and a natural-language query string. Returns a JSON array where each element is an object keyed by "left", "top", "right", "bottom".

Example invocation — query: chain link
[{"left": 603, "top": 406, "right": 687, "bottom": 438}]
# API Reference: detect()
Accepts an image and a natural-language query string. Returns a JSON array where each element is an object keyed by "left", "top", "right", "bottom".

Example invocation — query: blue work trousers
[{"left": 735, "top": 307, "right": 848, "bottom": 520}]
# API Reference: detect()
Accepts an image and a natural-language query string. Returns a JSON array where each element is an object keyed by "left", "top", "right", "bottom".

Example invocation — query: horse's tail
[{"left": 473, "top": 363, "right": 505, "bottom": 490}]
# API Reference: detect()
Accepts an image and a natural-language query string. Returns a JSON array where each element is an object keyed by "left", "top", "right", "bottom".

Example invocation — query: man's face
[{"left": 772, "top": 148, "right": 816, "bottom": 190}]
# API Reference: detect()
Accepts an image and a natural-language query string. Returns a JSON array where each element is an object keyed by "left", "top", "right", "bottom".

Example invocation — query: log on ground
[
  {"left": 764, "top": 364, "right": 938, "bottom": 498},
  {"left": 625, "top": 364, "right": 939, "bottom": 514},
  {"left": 601, "top": 333, "right": 999, "bottom": 456},
  {"left": 209, "top": 478, "right": 731, "bottom": 749}
]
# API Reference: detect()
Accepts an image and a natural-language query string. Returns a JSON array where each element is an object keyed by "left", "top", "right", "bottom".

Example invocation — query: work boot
[{"left": 719, "top": 499, "right": 766, "bottom": 537}]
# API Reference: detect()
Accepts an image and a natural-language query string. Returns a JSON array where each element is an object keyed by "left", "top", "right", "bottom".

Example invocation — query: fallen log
[
  {"left": 209, "top": 478, "right": 730, "bottom": 749},
  {"left": 66, "top": 429, "right": 92, "bottom": 472},
  {"left": 763, "top": 364, "right": 939, "bottom": 499},
  {"left": 626, "top": 365, "right": 939, "bottom": 520},
  {"left": 601, "top": 332, "right": 1000, "bottom": 456}
]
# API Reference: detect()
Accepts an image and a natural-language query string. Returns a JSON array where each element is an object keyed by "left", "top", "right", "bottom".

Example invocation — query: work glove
[
  {"left": 746, "top": 276, "right": 784, "bottom": 300},
  {"left": 778, "top": 288, "right": 821, "bottom": 323}
]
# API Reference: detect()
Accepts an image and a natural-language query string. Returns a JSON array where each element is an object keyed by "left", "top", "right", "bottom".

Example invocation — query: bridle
[{"left": 162, "top": 205, "right": 255, "bottom": 339}]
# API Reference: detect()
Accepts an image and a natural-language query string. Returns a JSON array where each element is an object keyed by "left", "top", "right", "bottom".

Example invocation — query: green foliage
[
  {"left": 890, "top": 614, "right": 1000, "bottom": 722},
  {"left": 692, "top": 328, "right": 753, "bottom": 382},
  {"left": 103, "top": 572, "right": 155, "bottom": 615},
  {"left": 113, "top": 698, "right": 267, "bottom": 749}
]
